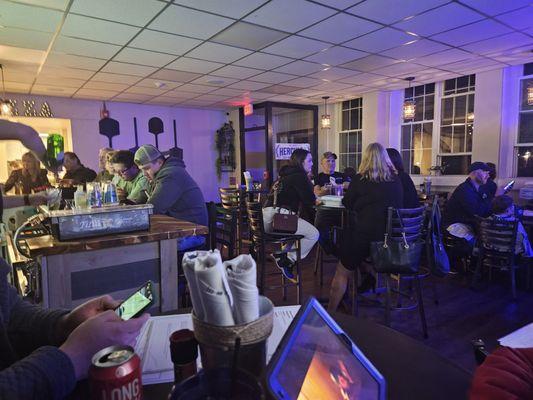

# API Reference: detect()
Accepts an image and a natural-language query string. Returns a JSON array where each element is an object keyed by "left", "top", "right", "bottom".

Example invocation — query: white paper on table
[
  {"left": 136, "top": 305, "right": 301, "bottom": 385},
  {"left": 224, "top": 255, "right": 259, "bottom": 324},
  {"left": 498, "top": 322, "right": 533, "bottom": 348}
]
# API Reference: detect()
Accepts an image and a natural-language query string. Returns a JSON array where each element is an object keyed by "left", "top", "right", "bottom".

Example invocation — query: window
[
  {"left": 516, "top": 67, "right": 533, "bottom": 177},
  {"left": 339, "top": 98, "right": 363, "bottom": 171},
  {"left": 401, "top": 83, "right": 434, "bottom": 174},
  {"left": 439, "top": 74, "right": 475, "bottom": 175}
]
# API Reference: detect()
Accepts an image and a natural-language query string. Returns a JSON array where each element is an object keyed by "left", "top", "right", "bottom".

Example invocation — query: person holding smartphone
[{"left": 0, "top": 120, "right": 150, "bottom": 399}]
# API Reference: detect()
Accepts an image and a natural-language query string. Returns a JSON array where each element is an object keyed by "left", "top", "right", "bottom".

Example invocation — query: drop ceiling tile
[
  {"left": 148, "top": 4, "right": 234, "bottom": 40},
  {"left": 262, "top": 36, "right": 330, "bottom": 58},
  {"left": 312, "top": 0, "right": 362, "bottom": 10},
  {"left": 101, "top": 61, "right": 157, "bottom": 77},
  {"left": 495, "top": 6, "right": 533, "bottom": 30},
  {"left": 187, "top": 42, "right": 253, "bottom": 63},
  {"left": 157, "top": 92, "right": 192, "bottom": 100},
  {"left": 34, "top": 76, "right": 87, "bottom": 88},
  {"left": 341, "top": 55, "right": 400, "bottom": 72},
  {"left": 300, "top": 13, "right": 382, "bottom": 44},
  {"left": 91, "top": 72, "right": 142, "bottom": 84},
  {"left": 234, "top": 52, "right": 293, "bottom": 69},
  {"left": 462, "top": 33, "right": 533, "bottom": 55},
  {"left": 129, "top": 30, "right": 202, "bottom": 56},
  {"left": 39, "top": 66, "right": 95, "bottom": 80},
  {"left": 372, "top": 61, "right": 427, "bottom": 76},
  {"left": 286, "top": 88, "right": 324, "bottom": 97},
  {"left": 393, "top": 3, "right": 485, "bottom": 36},
  {"left": 32, "top": 85, "right": 78, "bottom": 96},
  {"left": 442, "top": 57, "right": 502, "bottom": 73},
  {"left": 250, "top": 71, "right": 297, "bottom": 84},
  {"left": 0, "top": 0, "right": 62, "bottom": 32},
  {"left": 347, "top": 0, "right": 448, "bottom": 24},
  {"left": 194, "top": 94, "right": 231, "bottom": 102},
  {"left": 227, "top": 80, "right": 272, "bottom": 90},
  {"left": 190, "top": 75, "right": 239, "bottom": 86},
  {"left": 0, "top": 27, "right": 53, "bottom": 50},
  {"left": 173, "top": 83, "right": 216, "bottom": 94},
  {"left": 413, "top": 68, "right": 450, "bottom": 81},
  {"left": 45, "top": 53, "right": 107, "bottom": 70},
  {"left": 344, "top": 28, "right": 417, "bottom": 53},
  {"left": 61, "top": 14, "right": 140, "bottom": 45},
  {"left": 274, "top": 60, "right": 324, "bottom": 75},
  {"left": 239, "top": 91, "right": 273, "bottom": 100},
  {"left": 269, "top": 95, "right": 302, "bottom": 103},
  {"left": 304, "top": 46, "right": 367, "bottom": 65},
  {"left": 262, "top": 84, "right": 301, "bottom": 94},
  {"left": 382, "top": 39, "right": 450, "bottom": 60},
  {"left": 83, "top": 81, "right": 131, "bottom": 91},
  {"left": 135, "top": 78, "right": 182, "bottom": 90},
  {"left": 179, "top": 99, "right": 216, "bottom": 107},
  {"left": 212, "top": 65, "right": 262, "bottom": 79},
  {"left": 113, "top": 93, "right": 154, "bottom": 102},
  {"left": 0, "top": 45, "right": 45, "bottom": 65},
  {"left": 211, "top": 22, "right": 288, "bottom": 51},
  {"left": 113, "top": 48, "right": 176, "bottom": 67},
  {"left": 73, "top": 88, "right": 119, "bottom": 99},
  {"left": 10, "top": 0, "right": 69, "bottom": 10},
  {"left": 312, "top": 81, "right": 354, "bottom": 91},
  {"left": 4, "top": 81, "right": 32, "bottom": 92},
  {"left": 309, "top": 66, "right": 359, "bottom": 80},
  {"left": 125, "top": 86, "right": 166, "bottom": 96},
  {"left": 145, "top": 97, "right": 179, "bottom": 105},
  {"left": 338, "top": 72, "right": 387, "bottom": 84},
  {"left": 430, "top": 19, "right": 513, "bottom": 47},
  {"left": 53, "top": 36, "right": 121, "bottom": 59},
  {"left": 243, "top": 0, "right": 336, "bottom": 33},
  {"left": 283, "top": 76, "right": 324, "bottom": 88},
  {"left": 415, "top": 49, "right": 475, "bottom": 67},
  {"left": 166, "top": 57, "right": 224, "bottom": 74},
  {"left": 486, "top": 45, "right": 533, "bottom": 64},
  {"left": 459, "top": 0, "right": 531, "bottom": 16},
  {"left": 150, "top": 69, "right": 203, "bottom": 82},
  {"left": 210, "top": 88, "right": 247, "bottom": 96},
  {"left": 173, "top": 0, "right": 268, "bottom": 19},
  {"left": 3, "top": 71, "right": 36, "bottom": 83},
  {"left": 70, "top": 0, "right": 166, "bottom": 26}
]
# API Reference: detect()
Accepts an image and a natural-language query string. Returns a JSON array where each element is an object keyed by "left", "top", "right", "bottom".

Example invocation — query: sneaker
[{"left": 271, "top": 253, "right": 297, "bottom": 283}]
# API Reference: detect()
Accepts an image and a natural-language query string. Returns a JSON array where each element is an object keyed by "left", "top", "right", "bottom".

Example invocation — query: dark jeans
[{"left": 314, "top": 208, "right": 342, "bottom": 255}]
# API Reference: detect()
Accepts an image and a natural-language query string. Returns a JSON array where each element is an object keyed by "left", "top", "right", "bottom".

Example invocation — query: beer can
[{"left": 89, "top": 345, "right": 142, "bottom": 400}]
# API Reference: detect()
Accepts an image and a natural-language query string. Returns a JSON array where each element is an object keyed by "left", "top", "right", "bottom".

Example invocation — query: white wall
[{"left": 4, "top": 93, "right": 229, "bottom": 201}]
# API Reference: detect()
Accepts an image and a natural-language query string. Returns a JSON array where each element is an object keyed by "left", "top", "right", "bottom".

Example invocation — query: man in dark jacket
[
  {"left": 135, "top": 144, "right": 208, "bottom": 250},
  {"left": 61, "top": 152, "right": 97, "bottom": 185}
]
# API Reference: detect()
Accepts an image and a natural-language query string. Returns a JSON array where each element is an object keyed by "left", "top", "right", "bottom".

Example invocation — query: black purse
[
  {"left": 426, "top": 197, "right": 450, "bottom": 277},
  {"left": 370, "top": 208, "right": 423, "bottom": 274}
]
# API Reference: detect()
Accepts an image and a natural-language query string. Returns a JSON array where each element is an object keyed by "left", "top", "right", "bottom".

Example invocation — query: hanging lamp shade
[
  {"left": 402, "top": 77, "right": 416, "bottom": 120},
  {"left": 527, "top": 84, "right": 533, "bottom": 106},
  {"left": 321, "top": 96, "right": 331, "bottom": 129},
  {"left": 0, "top": 64, "right": 13, "bottom": 117}
]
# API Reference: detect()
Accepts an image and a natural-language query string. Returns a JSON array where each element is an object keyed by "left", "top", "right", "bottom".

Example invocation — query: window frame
[
  {"left": 338, "top": 98, "right": 363, "bottom": 171},
  {"left": 514, "top": 73, "right": 533, "bottom": 177}
]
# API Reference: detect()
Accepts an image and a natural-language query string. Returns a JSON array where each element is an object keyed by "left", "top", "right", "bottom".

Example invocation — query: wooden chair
[
  {"left": 207, "top": 201, "right": 238, "bottom": 259},
  {"left": 219, "top": 187, "right": 248, "bottom": 254},
  {"left": 246, "top": 201, "right": 304, "bottom": 304},
  {"left": 475, "top": 216, "right": 520, "bottom": 299}
]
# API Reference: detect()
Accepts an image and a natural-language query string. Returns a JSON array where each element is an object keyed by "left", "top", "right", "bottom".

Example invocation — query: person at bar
[
  {"left": 313, "top": 152, "right": 347, "bottom": 196},
  {"left": 328, "top": 143, "right": 403, "bottom": 312},
  {"left": 111, "top": 150, "right": 149, "bottom": 204},
  {"left": 386, "top": 148, "right": 419, "bottom": 208},
  {"left": 61, "top": 152, "right": 97, "bottom": 186},
  {"left": 480, "top": 162, "right": 497, "bottom": 201},
  {"left": 134, "top": 144, "right": 207, "bottom": 250},
  {"left": 3, "top": 152, "right": 50, "bottom": 194},
  {"left": 94, "top": 147, "right": 114, "bottom": 182},
  {"left": 0, "top": 119, "right": 149, "bottom": 399}
]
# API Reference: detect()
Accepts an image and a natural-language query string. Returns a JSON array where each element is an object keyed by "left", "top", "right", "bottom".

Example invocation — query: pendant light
[
  {"left": 321, "top": 96, "right": 331, "bottom": 129},
  {"left": 403, "top": 77, "right": 416, "bottom": 120},
  {"left": 0, "top": 65, "right": 13, "bottom": 117},
  {"left": 527, "top": 83, "right": 533, "bottom": 106}
]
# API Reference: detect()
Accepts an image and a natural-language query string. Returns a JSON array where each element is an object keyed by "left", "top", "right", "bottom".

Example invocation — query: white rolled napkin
[
  {"left": 182, "top": 252, "right": 206, "bottom": 321},
  {"left": 183, "top": 249, "right": 235, "bottom": 326},
  {"left": 224, "top": 254, "right": 259, "bottom": 324}
]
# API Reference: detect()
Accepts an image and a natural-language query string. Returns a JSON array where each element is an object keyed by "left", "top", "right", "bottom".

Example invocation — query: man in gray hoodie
[{"left": 135, "top": 145, "right": 208, "bottom": 250}]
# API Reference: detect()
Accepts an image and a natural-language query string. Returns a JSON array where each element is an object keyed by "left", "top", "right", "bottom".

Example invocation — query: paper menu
[
  {"left": 498, "top": 322, "right": 533, "bottom": 348},
  {"left": 136, "top": 305, "right": 301, "bottom": 385}
]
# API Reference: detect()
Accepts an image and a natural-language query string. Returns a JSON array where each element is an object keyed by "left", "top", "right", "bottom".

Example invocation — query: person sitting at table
[
  {"left": 94, "top": 147, "right": 114, "bottom": 182},
  {"left": 3, "top": 151, "right": 50, "bottom": 194},
  {"left": 314, "top": 152, "right": 347, "bottom": 196},
  {"left": 134, "top": 144, "right": 207, "bottom": 250},
  {"left": 263, "top": 149, "right": 319, "bottom": 281},
  {"left": 386, "top": 148, "right": 419, "bottom": 208},
  {"left": 480, "top": 162, "right": 497, "bottom": 201},
  {"left": 442, "top": 162, "right": 495, "bottom": 246},
  {"left": 111, "top": 150, "right": 149, "bottom": 204},
  {"left": 61, "top": 152, "right": 97, "bottom": 186},
  {"left": 328, "top": 143, "right": 403, "bottom": 312},
  {"left": 490, "top": 195, "right": 533, "bottom": 257}
]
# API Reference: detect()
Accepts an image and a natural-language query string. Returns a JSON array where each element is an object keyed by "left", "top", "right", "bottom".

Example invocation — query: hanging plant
[{"left": 215, "top": 120, "right": 236, "bottom": 179}]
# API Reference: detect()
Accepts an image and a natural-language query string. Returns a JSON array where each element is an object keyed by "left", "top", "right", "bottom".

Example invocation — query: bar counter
[{"left": 21, "top": 215, "right": 208, "bottom": 313}]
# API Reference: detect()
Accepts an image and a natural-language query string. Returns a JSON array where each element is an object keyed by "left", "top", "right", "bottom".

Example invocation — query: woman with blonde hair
[
  {"left": 3, "top": 151, "right": 50, "bottom": 194},
  {"left": 328, "top": 143, "right": 404, "bottom": 312}
]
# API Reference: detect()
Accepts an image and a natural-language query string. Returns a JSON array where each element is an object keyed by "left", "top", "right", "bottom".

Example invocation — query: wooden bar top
[{"left": 23, "top": 215, "right": 208, "bottom": 257}]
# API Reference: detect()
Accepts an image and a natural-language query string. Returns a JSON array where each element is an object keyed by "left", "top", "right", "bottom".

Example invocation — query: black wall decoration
[
  {"left": 129, "top": 117, "right": 140, "bottom": 153},
  {"left": 215, "top": 118, "right": 236, "bottom": 179},
  {"left": 167, "top": 119, "right": 184, "bottom": 161},
  {"left": 148, "top": 117, "right": 164, "bottom": 148},
  {"left": 98, "top": 102, "right": 120, "bottom": 147}
]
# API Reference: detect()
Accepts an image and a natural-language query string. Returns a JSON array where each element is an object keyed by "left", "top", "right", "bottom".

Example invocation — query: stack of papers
[{"left": 135, "top": 305, "right": 300, "bottom": 385}]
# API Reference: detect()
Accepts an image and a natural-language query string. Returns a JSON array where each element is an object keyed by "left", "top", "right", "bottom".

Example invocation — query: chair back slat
[
  {"left": 477, "top": 217, "right": 518, "bottom": 255},
  {"left": 388, "top": 206, "right": 425, "bottom": 243}
]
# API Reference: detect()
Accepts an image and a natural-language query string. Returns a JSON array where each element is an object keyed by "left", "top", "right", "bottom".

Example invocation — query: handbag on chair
[
  {"left": 271, "top": 180, "right": 298, "bottom": 234},
  {"left": 427, "top": 197, "right": 450, "bottom": 277},
  {"left": 370, "top": 208, "right": 423, "bottom": 274}
]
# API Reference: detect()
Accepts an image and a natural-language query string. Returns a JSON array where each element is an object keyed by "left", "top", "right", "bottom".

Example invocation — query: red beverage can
[{"left": 89, "top": 345, "right": 142, "bottom": 400}]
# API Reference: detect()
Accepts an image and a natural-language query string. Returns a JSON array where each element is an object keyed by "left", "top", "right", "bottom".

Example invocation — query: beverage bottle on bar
[
  {"left": 74, "top": 185, "right": 87, "bottom": 209},
  {"left": 169, "top": 329, "right": 198, "bottom": 384},
  {"left": 45, "top": 133, "right": 64, "bottom": 170}
]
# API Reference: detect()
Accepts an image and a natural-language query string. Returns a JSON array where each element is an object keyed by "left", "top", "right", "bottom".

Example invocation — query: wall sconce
[
  {"left": 528, "top": 83, "right": 533, "bottom": 106},
  {"left": 321, "top": 96, "right": 331, "bottom": 129},
  {"left": 403, "top": 77, "right": 415, "bottom": 120},
  {"left": 0, "top": 64, "right": 13, "bottom": 117}
]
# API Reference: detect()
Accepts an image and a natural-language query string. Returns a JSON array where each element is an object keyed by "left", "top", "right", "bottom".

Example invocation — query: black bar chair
[
  {"left": 246, "top": 201, "right": 304, "bottom": 304},
  {"left": 219, "top": 187, "right": 248, "bottom": 254},
  {"left": 209, "top": 202, "right": 237, "bottom": 259}
]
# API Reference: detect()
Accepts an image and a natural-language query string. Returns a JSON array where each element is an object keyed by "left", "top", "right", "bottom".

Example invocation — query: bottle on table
[
  {"left": 74, "top": 185, "right": 87, "bottom": 209},
  {"left": 169, "top": 329, "right": 198, "bottom": 385}
]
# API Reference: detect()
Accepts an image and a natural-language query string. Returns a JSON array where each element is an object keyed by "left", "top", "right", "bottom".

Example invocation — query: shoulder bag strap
[{"left": 394, "top": 208, "right": 410, "bottom": 248}]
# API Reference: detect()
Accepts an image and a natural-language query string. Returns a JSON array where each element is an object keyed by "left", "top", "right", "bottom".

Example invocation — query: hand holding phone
[
  {"left": 115, "top": 280, "right": 154, "bottom": 320},
  {"left": 503, "top": 180, "right": 515, "bottom": 194}
]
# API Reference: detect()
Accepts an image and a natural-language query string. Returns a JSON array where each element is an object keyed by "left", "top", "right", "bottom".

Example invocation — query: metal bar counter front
[{"left": 20, "top": 214, "right": 207, "bottom": 313}]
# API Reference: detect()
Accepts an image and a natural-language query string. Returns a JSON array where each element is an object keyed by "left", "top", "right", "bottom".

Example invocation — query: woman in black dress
[
  {"left": 386, "top": 148, "right": 419, "bottom": 208},
  {"left": 328, "top": 143, "right": 403, "bottom": 312}
]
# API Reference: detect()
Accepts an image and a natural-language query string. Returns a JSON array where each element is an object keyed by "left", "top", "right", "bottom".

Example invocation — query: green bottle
[{"left": 46, "top": 133, "right": 64, "bottom": 169}]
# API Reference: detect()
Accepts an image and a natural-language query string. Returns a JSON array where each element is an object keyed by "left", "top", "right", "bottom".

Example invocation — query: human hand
[
  {"left": 59, "top": 310, "right": 149, "bottom": 380},
  {"left": 55, "top": 295, "right": 121, "bottom": 343},
  {"left": 116, "top": 187, "right": 126, "bottom": 201},
  {"left": 59, "top": 179, "right": 75, "bottom": 187}
]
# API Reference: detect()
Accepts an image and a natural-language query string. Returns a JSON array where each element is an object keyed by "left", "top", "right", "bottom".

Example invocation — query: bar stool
[{"left": 219, "top": 187, "right": 248, "bottom": 254}]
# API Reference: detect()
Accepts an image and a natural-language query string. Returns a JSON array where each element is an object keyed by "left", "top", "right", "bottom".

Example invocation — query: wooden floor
[{"left": 261, "top": 248, "right": 533, "bottom": 374}]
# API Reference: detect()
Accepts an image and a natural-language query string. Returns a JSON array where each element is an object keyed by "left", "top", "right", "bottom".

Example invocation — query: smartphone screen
[
  {"left": 115, "top": 281, "right": 154, "bottom": 320},
  {"left": 504, "top": 180, "right": 515, "bottom": 192}
]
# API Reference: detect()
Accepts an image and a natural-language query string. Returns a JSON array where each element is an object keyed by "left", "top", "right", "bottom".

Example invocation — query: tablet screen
[{"left": 271, "top": 306, "right": 381, "bottom": 400}]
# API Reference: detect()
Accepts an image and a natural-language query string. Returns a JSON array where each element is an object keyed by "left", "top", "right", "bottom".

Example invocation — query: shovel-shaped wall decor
[
  {"left": 148, "top": 117, "right": 164, "bottom": 148},
  {"left": 129, "top": 117, "right": 140, "bottom": 153},
  {"left": 167, "top": 119, "right": 184, "bottom": 160},
  {"left": 98, "top": 103, "right": 120, "bottom": 147}
]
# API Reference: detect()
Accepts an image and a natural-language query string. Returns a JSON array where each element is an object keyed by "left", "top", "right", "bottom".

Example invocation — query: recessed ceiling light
[
  {"left": 406, "top": 31, "right": 419, "bottom": 37},
  {"left": 154, "top": 81, "right": 166, "bottom": 88}
]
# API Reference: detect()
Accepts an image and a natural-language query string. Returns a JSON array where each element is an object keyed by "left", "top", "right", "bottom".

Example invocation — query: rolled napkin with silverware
[{"left": 224, "top": 254, "right": 259, "bottom": 325}]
